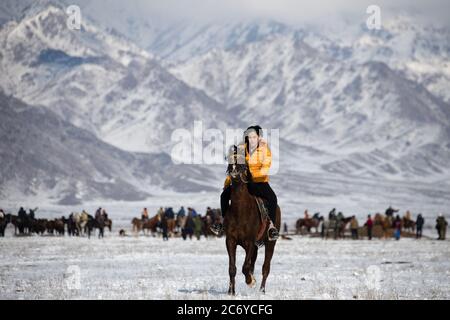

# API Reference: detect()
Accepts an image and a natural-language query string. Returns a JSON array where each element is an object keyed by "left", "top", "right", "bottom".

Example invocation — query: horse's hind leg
[
  {"left": 260, "top": 241, "right": 275, "bottom": 293},
  {"left": 226, "top": 237, "right": 237, "bottom": 295},
  {"left": 242, "top": 242, "right": 256, "bottom": 287}
]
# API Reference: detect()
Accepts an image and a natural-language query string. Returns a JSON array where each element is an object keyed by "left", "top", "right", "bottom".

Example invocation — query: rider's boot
[{"left": 268, "top": 221, "right": 279, "bottom": 241}]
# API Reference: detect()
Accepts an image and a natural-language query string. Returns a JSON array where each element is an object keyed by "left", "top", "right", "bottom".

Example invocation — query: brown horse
[
  {"left": 144, "top": 214, "right": 160, "bottom": 235},
  {"left": 380, "top": 215, "right": 393, "bottom": 238},
  {"left": 166, "top": 218, "right": 177, "bottom": 237},
  {"left": 296, "top": 216, "right": 323, "bottom": 234},
  {"left": 336, "top": 217, "right": 352, "bottom": 238},
  {"left": 104, "top": 218, "right": 112, "bottom": 232},
  {"left": 374, "top": 213, "right": 384, "bottom": 226},
  {"left": 131, "top": 217, "right": 143, "bottom": 234},
  {"left": 202, "top": 215, "right": 216, "bottom": 238},
  {"left": 132, "top": 214, "right": 161, "bottom": 236},
  {"left": 402, "top": 217, "right": 416, "bottom": 233},
  {"left": 224, "top": 146, "right": 281, "bottom": 295}
]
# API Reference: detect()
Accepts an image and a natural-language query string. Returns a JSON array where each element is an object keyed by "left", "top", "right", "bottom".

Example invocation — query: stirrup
[{"left": 268, "top": 227, "right": 279, "bottom": 241}]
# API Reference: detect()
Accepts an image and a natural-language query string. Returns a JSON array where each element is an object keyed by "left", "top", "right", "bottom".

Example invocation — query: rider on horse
[{"left": 211, "top": 125, "right": 279, "bottom": 240}]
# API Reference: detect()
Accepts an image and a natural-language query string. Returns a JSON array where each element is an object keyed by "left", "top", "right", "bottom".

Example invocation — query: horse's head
[{"left": 226, "top": 145, "right": 251, "bottom": 184}]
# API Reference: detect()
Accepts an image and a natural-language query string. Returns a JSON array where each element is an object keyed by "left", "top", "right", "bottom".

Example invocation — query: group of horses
[
  {"left": 295, "top": 215, "right": 352, "bottom": 239},
  {"left": 373, "top": 213, "right": 416, "bottom": 237},
  {"left": 66, "top": 212, "right": 112, "bottom": 238},
  {"left": 0, "top": 211, "right": 112, "bottom": 239},
  {"left": 131, "top": 210, "right": 221, "bottom": 239},
  {"left": 295, "top": 212, "right": 418, "bottom": 239}
]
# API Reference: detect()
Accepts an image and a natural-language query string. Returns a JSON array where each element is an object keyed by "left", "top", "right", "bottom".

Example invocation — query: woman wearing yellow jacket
[{"left": 212, "top": 125, "right": 278, "bottom": 240}]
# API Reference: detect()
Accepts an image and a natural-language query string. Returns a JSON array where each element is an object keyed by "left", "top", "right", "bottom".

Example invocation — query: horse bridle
[{"left": 228, "top": 150, "right": 250, "bottom": 184}]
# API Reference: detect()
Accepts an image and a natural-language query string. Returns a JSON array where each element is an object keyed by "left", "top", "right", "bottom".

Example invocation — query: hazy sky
[{"left": 76, "top": 0, "right": 450, "bottom": 26}]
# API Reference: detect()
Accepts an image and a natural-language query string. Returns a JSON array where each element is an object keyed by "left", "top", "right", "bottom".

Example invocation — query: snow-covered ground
[
  {"left": 1, "top": 230, "right": 449, "bottom": 299},
  {"left": 1, "top": 185, "right": 449, "bottom": 300}
]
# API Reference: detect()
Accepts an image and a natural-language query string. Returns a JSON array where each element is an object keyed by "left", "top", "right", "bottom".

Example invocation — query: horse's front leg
[
  {"left": 226, "top": 237, "right": 237, "bottom": 295},
  {"left": 243, "top": 241, "right": 256, "bottom": 287},
  {"left": 250, "top": 246, "right": 258, "bottom": 276}
]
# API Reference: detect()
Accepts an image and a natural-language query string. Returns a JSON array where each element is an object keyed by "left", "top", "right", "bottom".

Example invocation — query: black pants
[
  {"left": 221, "top": 182, "right": 278, "bottom": 223},
  {"left": 416, "top": 227, "right": 422, "bottom": 239}
]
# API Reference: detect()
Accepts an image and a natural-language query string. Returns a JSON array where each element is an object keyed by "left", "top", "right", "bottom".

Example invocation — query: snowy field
[
  {"left": 1, "top": 181, "right": 449, "bottom": 300},
  {"left": 1, "top": 231, "right": 449, "bottom": 300}
]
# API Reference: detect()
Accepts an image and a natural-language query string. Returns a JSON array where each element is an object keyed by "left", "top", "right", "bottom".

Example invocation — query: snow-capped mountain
[
  {"left": 0, "top": 0, "right": 35, "bottom": 25},
  {"left": 76, "top": 2, "right": 450, "bottom": 103},
  {"left": 1, "top": 1, "right": 449, "bottom": 204},
  {"left": 79, "top": 1, "right": 450, "bottom": 102},
  {"left": 146, "top": 19, "right": 291, "bottom": 64},
  {"left": 69, "top": 0, "right": 292, "bottom": 64},
  {"left": 0, "top": 91, "right": 218, "bottom": 204},
  {"left": 0, "top": 3, "right": 231, "bottom": 203},
  {"left": 0, "top": 3, "right": 232, "bottom": 154},
  {"left": 171, "top": 32, "right": 450, "bottom": 180},
  {"left": 315, "top": 16, "right": 450, "bottom": 104}
]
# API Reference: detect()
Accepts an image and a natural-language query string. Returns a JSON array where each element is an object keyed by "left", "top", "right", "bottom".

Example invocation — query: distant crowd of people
[
  {"left": 295, "top": 206, "right": 448, "bottom": 241},
  {"left": 130, "top": 206, "right": 222, "bottom": 241},
  {"left": 0, "top": 207, "right": 111, "bottom": 238},
  {"left": 1, "top": 205, "right": 448, "bottom": 241}
]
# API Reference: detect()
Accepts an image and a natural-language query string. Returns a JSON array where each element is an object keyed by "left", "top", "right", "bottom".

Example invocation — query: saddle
[{"left": 255, "top": 197, "right": 271, "bottom": 247}]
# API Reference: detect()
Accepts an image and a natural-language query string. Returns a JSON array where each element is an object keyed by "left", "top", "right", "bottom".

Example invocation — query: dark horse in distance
[{"left": 224, "top": 146, "right": 281, "bottom": 295}]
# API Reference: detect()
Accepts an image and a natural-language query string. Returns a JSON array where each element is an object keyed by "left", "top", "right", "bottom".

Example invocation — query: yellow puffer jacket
[{"left": 224, "top": 139, "right": 272, "bottom": 188}]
